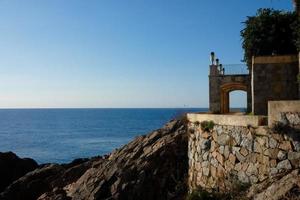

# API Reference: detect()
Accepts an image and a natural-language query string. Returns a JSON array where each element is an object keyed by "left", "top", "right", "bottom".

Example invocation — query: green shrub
[
  {"left": 241, "top": 8, "right": 299, "bottom": 66},
  {"left": 186, "top": 189, "right": 225, "bottom": 200},
  {"left": 200, "top": 121, "right": 215, "bottom": 132}
]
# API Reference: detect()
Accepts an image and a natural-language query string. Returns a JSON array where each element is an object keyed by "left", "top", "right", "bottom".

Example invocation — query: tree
[
  {"left": 293, "top": 0, "right": 300, "bottom": 14},
  {"left": 241, "top": 8, "right": 299, "bottom": 66}
]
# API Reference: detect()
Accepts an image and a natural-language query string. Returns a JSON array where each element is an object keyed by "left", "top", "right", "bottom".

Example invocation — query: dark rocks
[
  {"left": 0, "top": 157, "right": 104, "bottom": 200},
  {"left": 0, "top": 151, "right": 38, "bottom": 192}
]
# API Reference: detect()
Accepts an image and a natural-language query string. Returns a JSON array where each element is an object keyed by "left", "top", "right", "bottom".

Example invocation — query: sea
[{"left": 0, "top": 108, "right": 206, "bottom": 164}]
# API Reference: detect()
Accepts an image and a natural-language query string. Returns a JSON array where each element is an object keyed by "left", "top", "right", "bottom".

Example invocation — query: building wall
[
  {"left": 188, "top": 112, "right": 300, "bottom": 192},
  {"left": 252, "top": 55, "right": 299, "bottom": 115},
  {"left": 209, "top": 74, "right": 251, "bottom": 113}
]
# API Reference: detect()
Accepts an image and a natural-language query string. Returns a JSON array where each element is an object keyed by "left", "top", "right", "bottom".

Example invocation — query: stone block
[
  {"left": 238, "top": 171, "right": 249, "bottom": 183},
  {"left": 270, "top": 159, "right": 277, "bottom": 168},
  {"left": 249, "top": 175, "right": 258, "bottom": 184},
  {"left": 277, "top": 150, "right": 287, "bottom": 160},
  {"left": 229, "top": 153, "right": 236, "bottom": 165},
  {"left": 288, "top": 152, "right": 300, "bottom": 168},
  {"left": 217, "top": 165, "right": 225, "bottom": 178},
  {"left": 219, "top": 145, "right": 224, "bottom": 154},
  {"left": 203, "top": 166, "right": 210, "bottom": 176},
  {"left": 195, "top": 162, "right": 202, "bottom": 171},
  {"left": 241, "top": 133, "right": 254, "bottom": 151},
  {"left": 217, "top": 134, "right": 230, "bottom": 145},
  {"left": 246, "top": 163, "right": 258, "bottom": 176},
  {"left": 210, "top": 165, "right": 217, "bottom": 178},
  {"left": 212, "top": 132, "right": 218, "bottom": 141},
  {"left": 212, "top": 150, "right": 218, "bottom": 158},
  {"left": 264, "top": 148, "right": 279, "bottom": 159},
  {"left": 210, "top": 140, "right": 218, "bottom": 152},
  {"left": 232, "top": 147, "right": 240, "bottom": 155},
  {"left": 258, "top": 164, "right": 269, "bottom": 178},
  {"left": 276, "top": 160, "right": 292, "bottom": 172},
  {"left": 292, "top": 141, "right": 300, "bottom": 152},
  {"left": 242, "top": 162, "right": 249, "bottom": 171},
  {"left": 256, "top": 136, "right": 268, "bottom": 147},
  {"left": 234, "top": 163, "right": 242, "bottom": 171},
  {"left": 288, "top": 152, "right": 300, "bottom": 160},
  {"left": 223, "top": 146, "right": 230, "bottom": 159},
  {"left": 269, "top": 138, "right": 278, "bottom": 148},
  {"left": 255, "top": 126, "right": 269, "bottom": 136},
  {"left": 240, "top": 147, "right": 249, "bottom": 157},
  {"left": 236, "top": 151, "right": 246, "bottom": 162},
  {"left": 247, "top": 153, "right": 257, "bottom": 163},
  {"left": 271, "top": 133, "right": 284, "bottom": 141},
  {"left": 211, "top": 157, "right": 218, "bottom": 168},
  {"left": 279, "top": 141, "right": 292, "bottom": 151},
  {"left": 269, "top": 167, "right": 279, "bottom": 176},
  {"left": 224, "top": 160, "right": 234, "bottom": 172},
  {"left": 202, "top": 161, "right": 209, "bottom": 167},
  {"left": 202, "top": 151, "right": 209, "bottom": 161},
  {"left": 216, "top": 153, "right": 224, "bottom": 165},
  {"left": 254, "top": 141, "right": 262, "bottom": 153}
]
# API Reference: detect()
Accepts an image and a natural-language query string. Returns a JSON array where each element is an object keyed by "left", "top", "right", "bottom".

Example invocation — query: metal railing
[{"left": 222, "top": 64, "right": 249, "bottom": 75}]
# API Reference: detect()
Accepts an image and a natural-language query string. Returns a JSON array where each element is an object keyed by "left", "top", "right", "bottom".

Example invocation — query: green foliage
[
  {"left": 241, "top": 8, "right": 299, "bottom": 66},
  {"left": 200, "top": 121, "right": 215, "bottom": 132},
  {"left": 186, "top": 189, "right": 228, "bottom": 200},
  {"left": 297, "top": 73, "right": 300, "bottom": 83}
]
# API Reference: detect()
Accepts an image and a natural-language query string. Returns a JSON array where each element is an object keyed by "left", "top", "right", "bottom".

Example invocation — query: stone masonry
[
  {"left": 208, "top": 54, "right": 299, "bottom": 115},
  {"left": 251, "top": 55, "right": 299, "bottom": 115},
  {"left": 209, "top": 66, "right": 251, "bottom": 113},
  {"left": 188, "top": 112, "right": 300, "bottom": 192}
]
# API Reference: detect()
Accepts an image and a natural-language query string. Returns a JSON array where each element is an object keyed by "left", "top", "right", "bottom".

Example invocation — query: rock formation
[
  {"left": 0, "top": 152, "right": 38, "bottom": 193},
  {"left": 0, "top": 118, "right": 188, "bottom": 200},
  {"left": 1, "top": 116, "right": 300, "bottom": 200}
]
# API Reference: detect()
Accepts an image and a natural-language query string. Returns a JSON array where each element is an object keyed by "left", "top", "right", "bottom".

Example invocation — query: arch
[
  {"left": 220, "top": 82, "right": 248, "bottom": 113},
  {"left": 229, "top": 90, "right": 247, "bottom": 112}
]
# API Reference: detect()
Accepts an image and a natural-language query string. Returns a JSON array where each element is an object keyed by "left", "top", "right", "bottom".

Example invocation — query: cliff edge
[{"left": 0, "top": 118, "right": 188, "bottom": 200}]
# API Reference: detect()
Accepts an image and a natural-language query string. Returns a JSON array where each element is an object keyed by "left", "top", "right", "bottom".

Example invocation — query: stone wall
[
  {"left": 252, "top": 55, "right": 299, "bottom": 115},
  {"left": 268, "top": 100, "right": 300, "bottom": 126},
  {"left": 209, "top": 74, "right": 251, "bottom": 113},
  {"left": 188, "top": 113, "right": 300, "bottom": 192}
]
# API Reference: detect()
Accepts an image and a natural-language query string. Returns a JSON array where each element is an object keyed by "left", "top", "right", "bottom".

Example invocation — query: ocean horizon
[{"left": 0, "top": 108, "right": 206, "bottom": 164}]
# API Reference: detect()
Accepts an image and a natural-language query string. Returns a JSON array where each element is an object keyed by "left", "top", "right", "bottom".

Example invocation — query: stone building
[{"left": 209, "top": 53, "right": 300, "bottom": 115}]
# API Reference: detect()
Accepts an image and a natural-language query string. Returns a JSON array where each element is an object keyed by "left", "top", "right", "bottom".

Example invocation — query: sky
[{"left": 0, "top": 0, "right": 293, "bottom": 108}]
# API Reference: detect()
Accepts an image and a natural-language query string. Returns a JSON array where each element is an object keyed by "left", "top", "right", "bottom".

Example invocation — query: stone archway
[{"left": 220, "top": 82, "right": 248, "bottom": 113}]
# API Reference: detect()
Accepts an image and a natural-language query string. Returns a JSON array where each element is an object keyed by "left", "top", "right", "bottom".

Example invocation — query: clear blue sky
[{"left": 0, "top": 0, "right": 292, "bottom": 108}]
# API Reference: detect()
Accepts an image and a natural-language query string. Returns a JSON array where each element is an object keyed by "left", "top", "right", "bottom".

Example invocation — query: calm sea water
[{"left": 0, "top": 108, "right": 205, "bottom": 164}]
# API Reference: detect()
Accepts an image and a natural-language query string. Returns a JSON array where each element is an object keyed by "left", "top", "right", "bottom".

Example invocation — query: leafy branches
[{"left": 241, "top": 9, "right": 299, "bottom": 66}]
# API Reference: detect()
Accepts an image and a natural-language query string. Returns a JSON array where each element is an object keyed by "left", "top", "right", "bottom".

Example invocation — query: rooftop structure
[{"left": 208, "top": 52, "right": 299, "bottom": 115}]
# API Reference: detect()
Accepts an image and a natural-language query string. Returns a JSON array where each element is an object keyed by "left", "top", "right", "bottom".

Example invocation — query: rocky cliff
[
  {"left": 1, "top": 116, "right": 300, "bottom": 200},
  {"left": 0, "top": 118, "right": 188, "bottom": 200}
]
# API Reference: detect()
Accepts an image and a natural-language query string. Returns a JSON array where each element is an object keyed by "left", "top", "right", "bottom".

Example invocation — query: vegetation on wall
[
  {"left": 200, "top": 121, "right": 215, "bottom": 132},
  {"left": 241, "top": 8, "right": 299, "bottom": 66}
]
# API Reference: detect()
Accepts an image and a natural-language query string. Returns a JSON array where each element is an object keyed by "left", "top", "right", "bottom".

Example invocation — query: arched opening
[
  {"left": 220, "top": 82, "right": 248, "bottom": 114},
  {"left": 229, "top": 90, "right": 247, "bottom": 113}
]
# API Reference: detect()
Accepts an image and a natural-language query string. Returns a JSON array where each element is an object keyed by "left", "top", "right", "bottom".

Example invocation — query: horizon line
[{"left": 0, "top": 107, "right": 206, "bottom": 109}]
